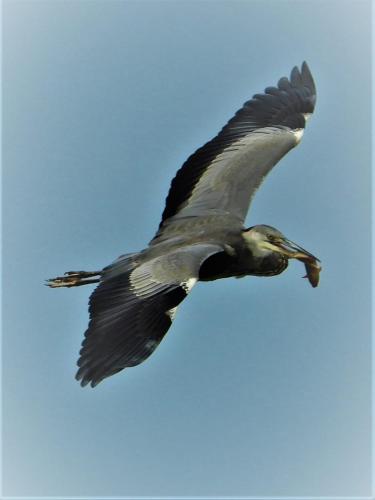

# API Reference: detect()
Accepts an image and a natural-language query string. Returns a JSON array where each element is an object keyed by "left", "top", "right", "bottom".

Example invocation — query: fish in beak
[{"left": 270, "top": 237, "right": 322, "bottom": 288}]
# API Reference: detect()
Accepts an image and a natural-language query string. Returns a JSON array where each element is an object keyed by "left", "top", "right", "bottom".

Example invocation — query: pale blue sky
[{"left": 2, "top": 0, "right": 372, "bottom": 497}]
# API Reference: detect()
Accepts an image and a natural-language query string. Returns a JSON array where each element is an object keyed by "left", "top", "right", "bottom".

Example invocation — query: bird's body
[{"left": 49, "top": 62, "right": 321, "bottom": 387}]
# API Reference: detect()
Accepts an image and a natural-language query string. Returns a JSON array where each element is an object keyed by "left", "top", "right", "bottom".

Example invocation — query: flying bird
[{"left": 48, "top": 62, "right": 321, "bottom": 387}]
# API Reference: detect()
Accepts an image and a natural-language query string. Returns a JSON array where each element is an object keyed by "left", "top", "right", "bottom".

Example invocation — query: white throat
[{"left": 242, "top": 231, "right": 275, "bottom": 258}]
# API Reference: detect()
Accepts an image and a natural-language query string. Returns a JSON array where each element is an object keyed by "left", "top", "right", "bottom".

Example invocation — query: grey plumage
[{"left": 48, "top": 62, "right": 321, "bottom": 387}]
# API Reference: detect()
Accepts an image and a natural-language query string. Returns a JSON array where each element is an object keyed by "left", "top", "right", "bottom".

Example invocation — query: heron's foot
[{"left": 46, "top": 270, "right": 101, "bottom": 288}]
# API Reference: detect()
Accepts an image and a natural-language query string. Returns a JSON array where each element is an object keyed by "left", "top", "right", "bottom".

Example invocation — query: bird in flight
[{"left": 48, "top": 62, "right": 321, "bottom": 387}]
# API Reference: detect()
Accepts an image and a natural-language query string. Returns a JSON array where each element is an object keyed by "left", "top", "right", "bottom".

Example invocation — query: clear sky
[{"left": 2, "top": 0, "right": 372, "bottom": 498}]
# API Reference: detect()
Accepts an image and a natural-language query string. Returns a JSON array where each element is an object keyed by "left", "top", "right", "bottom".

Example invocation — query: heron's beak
[
  {"left": 274, "top": 238, "right": 316, "bottom": 260},
  {"left": 268, "top": 237, "right": 322, "bottom": 287}
]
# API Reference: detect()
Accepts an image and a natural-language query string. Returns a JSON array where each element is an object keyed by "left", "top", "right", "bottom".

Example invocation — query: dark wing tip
[
  {"left": 278, "top": 62, "right": 316, "bottom": 105},
  {"left": 292, "top": 61, "right": 316, "bottom": 102},
  {"left": 75, "top": 365, "right": 121, "bottom": 388},
  {"left": 273, "top": 61, "right": 317, "bottom": 123},
  {"left": 300, "top": 61, "right": 316, "bottom": 99},
  {"left": 290, "top": 65, "right": 303, "bottom": 86},
  {"left": 75, "top": 366, "right": 95, "bottom": 387},
  {"left": 242, "top": 60, "right": 314, "bottom": 119}
]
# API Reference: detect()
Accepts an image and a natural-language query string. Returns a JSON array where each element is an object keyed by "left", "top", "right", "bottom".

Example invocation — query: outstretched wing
[
  {"left": 159, "top": 62, "right": 316, "bottom": 228},
  {"left": 76, "top": 243, "right": 225, "bottom": 387}
]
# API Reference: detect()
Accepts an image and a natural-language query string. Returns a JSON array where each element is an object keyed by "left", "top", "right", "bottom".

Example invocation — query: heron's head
[{"left": 242, "top": 225, "right": 321, "bottom": 287}]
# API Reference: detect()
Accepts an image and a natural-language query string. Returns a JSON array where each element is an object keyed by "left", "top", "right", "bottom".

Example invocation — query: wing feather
[
  {"left": 76, "top": 244, "right": 224, "bottom": 387},
  {"left": 158, "top": 62, "right": 316, "bottom": 228}
]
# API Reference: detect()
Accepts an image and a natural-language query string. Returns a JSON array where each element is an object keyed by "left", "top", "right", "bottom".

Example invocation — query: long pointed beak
[
  {"left": 276, "top": 238, "right": 318, "bottom": 261},
  {"left": 273, "top": 237, "right": 322, "bottom": 288}
]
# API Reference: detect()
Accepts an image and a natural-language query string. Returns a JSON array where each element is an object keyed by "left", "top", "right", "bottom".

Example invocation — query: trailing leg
[{"left": 46, "top": 270, "right": 101, "bottom": 288}]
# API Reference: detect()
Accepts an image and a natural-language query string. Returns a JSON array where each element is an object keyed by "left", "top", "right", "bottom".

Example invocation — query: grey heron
[{"left": 48, "top": 62, "right": 321, "bottom": 387}]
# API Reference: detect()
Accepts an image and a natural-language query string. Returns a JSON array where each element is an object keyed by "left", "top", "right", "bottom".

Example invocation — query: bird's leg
[{"left": 46, "top": 270, "right": 101, "bottom": 288}]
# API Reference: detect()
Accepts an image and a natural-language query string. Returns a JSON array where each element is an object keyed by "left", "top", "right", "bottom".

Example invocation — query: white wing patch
[
  {"left": 181, "top": 277, "right": 197, "bottom": 293},
  {"left": 292, "top": 128, "right": 304, "bottom": 144},
  {"left": 166, "top": 306, "right": 178, "bottom": 320},
  {"left": 165, "top": 279, "right": 197, "bottom": 321}
]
